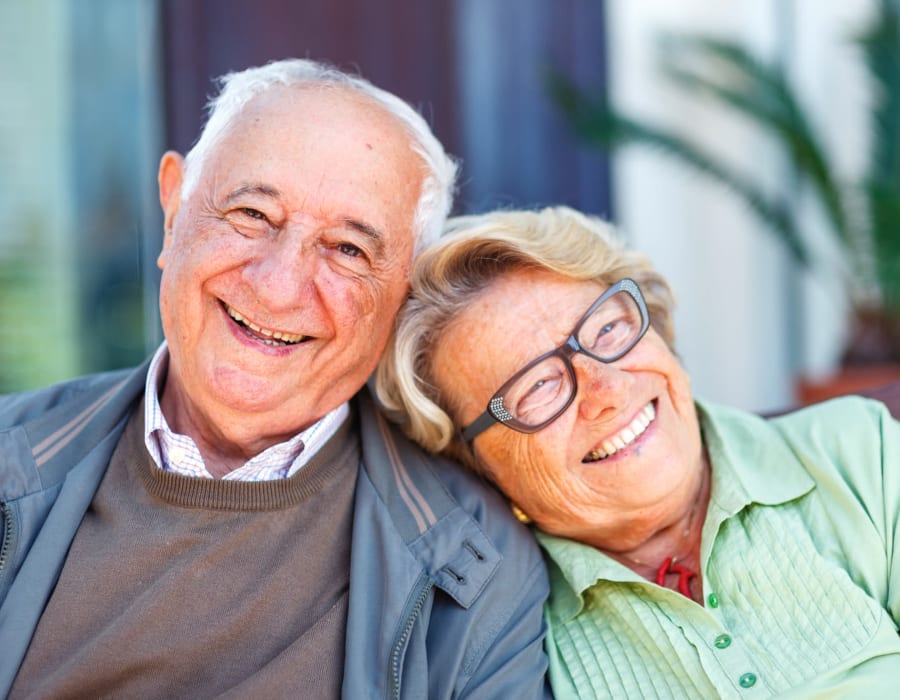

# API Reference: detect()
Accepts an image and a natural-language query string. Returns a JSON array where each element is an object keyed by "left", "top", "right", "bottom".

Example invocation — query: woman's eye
[
  {"left": 527, "top": 379, "right": 551, "bottom": 397},
  {"left": 591, "top": 318, "right": 626, "bottom": 348},
  {"left": 516, "top": 375, "right": 563, "bottom": 415}
]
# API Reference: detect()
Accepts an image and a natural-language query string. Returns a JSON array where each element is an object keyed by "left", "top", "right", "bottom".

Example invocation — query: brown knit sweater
[{"left": 11, "top": 403, "right": 358, "bottom": 699}]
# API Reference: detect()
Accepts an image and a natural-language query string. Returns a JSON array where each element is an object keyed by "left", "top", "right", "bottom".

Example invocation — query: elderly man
[{"left": 0, "top": 59, "right": 550, "bottom": 698}]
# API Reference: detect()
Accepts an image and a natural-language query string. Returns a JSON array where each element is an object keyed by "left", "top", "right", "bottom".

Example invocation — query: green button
[
  {"left": 739, "top": 673, "right": 757, "bottom": 688},
  {"left": 708, "top": 593, "right": 719, "bottom": 608},
  {"left": 714, "top": 634, "right": 731, "bottom": 649}
]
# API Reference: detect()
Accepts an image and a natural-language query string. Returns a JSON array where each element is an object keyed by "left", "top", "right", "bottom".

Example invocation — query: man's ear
[{"left": 157, "top": 151, "right": 185, "bottom": 270}]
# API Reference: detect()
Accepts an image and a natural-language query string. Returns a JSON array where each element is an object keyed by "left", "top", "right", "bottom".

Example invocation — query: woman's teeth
[
  {"left": 226, "top": 306, "right": 305, "bottom": 345},
  {"left": 583, "top": 402, "right": 656, "bottom": 462}
]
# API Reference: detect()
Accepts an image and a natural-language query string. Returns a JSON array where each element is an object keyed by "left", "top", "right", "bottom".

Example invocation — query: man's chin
[{"left": 184, "top": 361, "right": 365, "bottom": 427}]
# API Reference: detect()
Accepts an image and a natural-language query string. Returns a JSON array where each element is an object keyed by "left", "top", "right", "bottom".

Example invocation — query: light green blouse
[{"left": 537, "top": 396, "right": 900, "bottom": 699}]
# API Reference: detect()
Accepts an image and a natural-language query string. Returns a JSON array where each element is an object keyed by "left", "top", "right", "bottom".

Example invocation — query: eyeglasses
[{"left": 461, "top": 278, "right": 650, "bottom": 442}]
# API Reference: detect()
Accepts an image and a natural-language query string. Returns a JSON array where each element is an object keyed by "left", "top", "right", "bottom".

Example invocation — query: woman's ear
[{"left": 157, "top": 151, "right": 185, "bottom": 270}]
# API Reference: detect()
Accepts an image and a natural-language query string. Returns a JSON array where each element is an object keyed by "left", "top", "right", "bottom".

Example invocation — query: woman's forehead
[
  {"left": 471, "top": 269, "right": 606, "bottom": 329},
  {"left": 438, "top": 270, "right": 605, "bottom": 382}
]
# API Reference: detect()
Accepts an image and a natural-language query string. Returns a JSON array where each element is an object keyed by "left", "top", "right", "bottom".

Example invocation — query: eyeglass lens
[{"left": 499, "top": 289, "right": 643, "bottom": 428}]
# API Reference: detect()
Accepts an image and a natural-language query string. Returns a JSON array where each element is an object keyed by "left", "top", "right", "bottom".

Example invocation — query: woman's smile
[{"left": 582, "top": 400, "right": 656, "bottom": 463}]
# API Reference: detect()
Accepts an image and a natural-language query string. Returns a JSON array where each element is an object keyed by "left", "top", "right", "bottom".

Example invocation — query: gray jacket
[{"left": 0, "top": 361, "right": 551, "bottom": 699}]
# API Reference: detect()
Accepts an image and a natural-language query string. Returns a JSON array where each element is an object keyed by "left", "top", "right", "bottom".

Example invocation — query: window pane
[{"left": 0, "top": 0, "right": 163, "bottom": 392}]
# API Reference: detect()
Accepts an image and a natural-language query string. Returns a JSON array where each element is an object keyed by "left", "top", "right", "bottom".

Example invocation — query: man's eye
[
  {"left": 237, "top": 207, "right": 269, "bottom": 221},
  {"left": 337, "top": 242, "right": 364, "bottom": 258},
  {"left": 240, "top": 207, "right": 267, "bottom": 221}
]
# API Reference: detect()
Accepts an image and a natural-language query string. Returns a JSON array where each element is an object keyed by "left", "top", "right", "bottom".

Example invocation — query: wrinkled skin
[
  {"left": 157, "top": 85, "right": 423, "bottom": 476},
  {"left": 431, "top": 268, "right": 708, "bottom": 560}
]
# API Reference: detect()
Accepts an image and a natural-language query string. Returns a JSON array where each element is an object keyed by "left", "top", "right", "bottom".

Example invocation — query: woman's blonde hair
[{"left": 375, "top": 206, "right": 675, "bottom": 472}]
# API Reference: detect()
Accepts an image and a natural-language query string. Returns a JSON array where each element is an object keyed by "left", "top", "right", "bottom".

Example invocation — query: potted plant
[{"left": 548, "top": 1, "right": 900, "bottom": 401}]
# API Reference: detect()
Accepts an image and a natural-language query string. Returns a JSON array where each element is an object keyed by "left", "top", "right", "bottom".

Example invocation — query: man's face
[{"left": 156, "top": 85, "right": 423, "bottom": 457}]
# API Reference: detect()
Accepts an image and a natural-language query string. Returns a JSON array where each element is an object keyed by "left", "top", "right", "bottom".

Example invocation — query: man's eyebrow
[
  {"left": 223, "top": 183, "right": 282, "bottom": 204},
  {"left": 343, "top": 218, "right": 386, "bottom": 251}
]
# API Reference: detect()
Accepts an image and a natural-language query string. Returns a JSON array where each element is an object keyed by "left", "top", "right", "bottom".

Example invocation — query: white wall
[{"left": 606, "top": 0, "right": 874, "bottom": 412}]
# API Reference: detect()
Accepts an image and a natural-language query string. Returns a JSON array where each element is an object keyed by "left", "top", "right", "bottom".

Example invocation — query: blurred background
[{"left": 2, "top": 0, "right": 898, "bottom": 413}]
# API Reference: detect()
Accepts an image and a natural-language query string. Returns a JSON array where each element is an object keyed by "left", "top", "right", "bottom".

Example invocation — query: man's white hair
[{"left": 181, "top": 58, "right": 458, "bottom": 253}]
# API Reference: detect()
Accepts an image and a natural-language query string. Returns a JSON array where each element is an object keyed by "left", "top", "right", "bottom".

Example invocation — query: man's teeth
[
  {"left": 583, "top": 402, "right": 656, "bottom": 462},
  {"left": 226, "top": 306, "right": 305, "bottom": 344}
]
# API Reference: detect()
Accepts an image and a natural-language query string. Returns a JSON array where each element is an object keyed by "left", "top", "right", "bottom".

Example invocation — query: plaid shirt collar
[{"left": 143, "top": 343, "right": 349, "bottom": 481}]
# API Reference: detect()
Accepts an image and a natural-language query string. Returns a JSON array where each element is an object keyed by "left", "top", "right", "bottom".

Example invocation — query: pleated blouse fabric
[{"left": 539, "top": 396, "right": 900, "bottom": 699}]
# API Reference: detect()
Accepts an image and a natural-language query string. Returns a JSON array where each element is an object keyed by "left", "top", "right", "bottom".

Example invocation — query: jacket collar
[
  {"left": 19, "top": 359, "right": 150, "bottom": 489},
  {"left": 356, "top": 389, "right": 503, "bottom": 609}
]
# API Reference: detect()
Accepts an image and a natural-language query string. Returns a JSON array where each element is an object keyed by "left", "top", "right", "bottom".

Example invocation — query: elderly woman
[{"left": 375, "top": 206, "right": 900, "bottom": 698}]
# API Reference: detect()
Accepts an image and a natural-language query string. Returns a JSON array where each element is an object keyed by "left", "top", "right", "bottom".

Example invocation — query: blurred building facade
[
  {"left": 608, "top": 0, "right": 877, "bottom": 410},
  {"left": 0, "top": 0, "right": 609, "bottom": 392},
  {"left": 0, "top": 0, "right": 162, "bottom": 391},
  {"left": 0, "top": 0, "right": 878, "bottom": 411}
]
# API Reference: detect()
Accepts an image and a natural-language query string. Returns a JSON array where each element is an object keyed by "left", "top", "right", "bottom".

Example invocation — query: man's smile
[{"left": 224, "top": 303, "right": 308, "bottom": 346}]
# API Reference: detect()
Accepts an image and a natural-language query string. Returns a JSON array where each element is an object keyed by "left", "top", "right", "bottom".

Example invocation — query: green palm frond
[
  {"left": 657, "top": 35, "right": 850, "bottom": 248},
  {"left": 547, "top": 0, "right": 900, "bottom": 331},
  {"left": 546, "top": 68, "right": 810, "bottom": 267},
  {"left": 859, "top": 2, "right": 900, "bottom": 313},
  {"left": 859, "top": 2, "right": 900, "bottom": 185},
  {"left": 868, "top": 184, "right": 900, "bottom": 312}
]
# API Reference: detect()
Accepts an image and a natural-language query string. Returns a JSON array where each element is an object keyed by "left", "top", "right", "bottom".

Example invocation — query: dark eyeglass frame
[{"left": 461, "top": 278, "right": 650, "bottom": 443}]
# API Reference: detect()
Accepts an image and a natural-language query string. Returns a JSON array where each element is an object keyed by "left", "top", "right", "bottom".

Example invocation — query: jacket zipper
[
  {"left": 0, "top": 502, "right": 15, "bottom": 592},
  {"left": 389, "top": 578, "right": 433, "bottom": 700}
]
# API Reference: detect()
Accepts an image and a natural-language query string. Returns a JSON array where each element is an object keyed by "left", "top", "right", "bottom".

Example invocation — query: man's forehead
[
  {"left": 240, "top": 83, "right": 408, "bottom": 138},
  {"left": 201, "top": 84, "right": 421, "bottom": 252}
]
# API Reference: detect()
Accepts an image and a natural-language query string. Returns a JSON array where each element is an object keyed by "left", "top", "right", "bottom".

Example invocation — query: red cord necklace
[
  {"left": 655, "top": 556, "right": 695, "bottom": 598},
  {"left": 619, "top": 479, "right": 705, "bottom": 601},
  {"left": 615, "top": 460, "right": 711, "bottom": 601}
]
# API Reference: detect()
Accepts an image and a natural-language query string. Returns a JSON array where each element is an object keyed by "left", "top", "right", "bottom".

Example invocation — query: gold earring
[{"left": 510, "top": 503, "right": 533, "bottom": 525}]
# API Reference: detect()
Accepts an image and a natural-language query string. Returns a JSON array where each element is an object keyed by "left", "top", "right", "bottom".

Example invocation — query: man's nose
[
  {"left": 242, "top": 233, "right": 319, "bottom": 312},
  {"left": 575, "top": 352, "right": 628, "bottom": 422}
]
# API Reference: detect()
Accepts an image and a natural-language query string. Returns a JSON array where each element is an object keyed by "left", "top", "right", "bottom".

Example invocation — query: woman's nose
[{"left": 575, "top": 354, "right": 629, "bottom": 421}]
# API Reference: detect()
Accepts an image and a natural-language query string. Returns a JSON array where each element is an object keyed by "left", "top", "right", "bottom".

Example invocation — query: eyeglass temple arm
[{"left": 461, "top": 410, "right": 497, "bottom": 442}]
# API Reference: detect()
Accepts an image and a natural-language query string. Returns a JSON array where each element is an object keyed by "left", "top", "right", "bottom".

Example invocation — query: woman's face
[{"left": 431, "top": 268, "right": 705, "bottom": 551}]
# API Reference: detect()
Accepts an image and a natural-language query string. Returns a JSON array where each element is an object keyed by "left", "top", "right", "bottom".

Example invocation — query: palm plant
[{"left": 548, "top": 1, "right": 900, "bottom": 364}]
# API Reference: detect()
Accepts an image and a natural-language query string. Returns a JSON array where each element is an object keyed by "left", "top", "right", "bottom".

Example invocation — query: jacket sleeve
[{"left": 456, "top": 547, "right": 553, "bottom": 699}]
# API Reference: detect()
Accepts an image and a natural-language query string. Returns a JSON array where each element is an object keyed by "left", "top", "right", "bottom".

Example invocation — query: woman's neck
[{"left": 607, "top": 450, "right": 712, "bottom": 600}]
